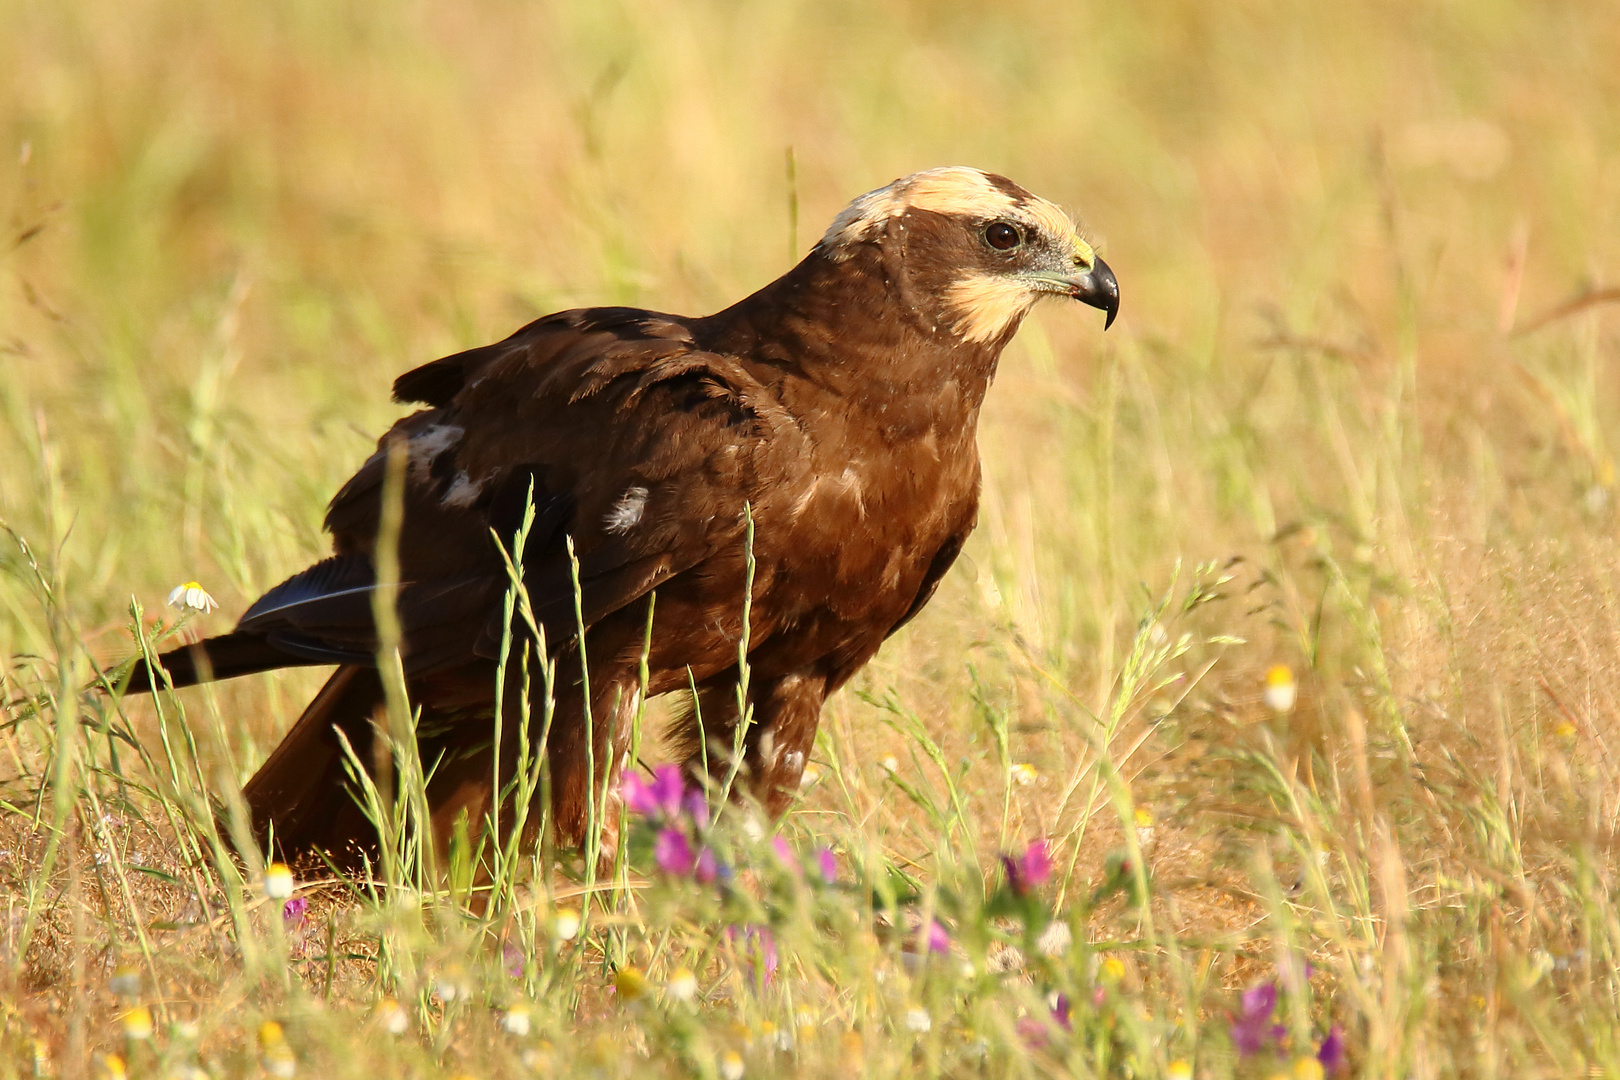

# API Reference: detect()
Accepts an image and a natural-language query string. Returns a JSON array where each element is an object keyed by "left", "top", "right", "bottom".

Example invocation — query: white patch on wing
[
  {"left": 943, "top": 272, "right": 1041, "bottom": 343},
  {"left": 605, "top": 486, "right": 649, "bottom": 533},
  {"left": 441, "top": 471, "right": 485, "bottom": 508},
  {"left": 408, "top": 424, "right": 464, "bottom": 478}
]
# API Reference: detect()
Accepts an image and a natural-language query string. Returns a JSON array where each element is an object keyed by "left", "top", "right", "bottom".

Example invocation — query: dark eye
[{"left": 984, "top": 221, "right": 1021, "bottom": 250}]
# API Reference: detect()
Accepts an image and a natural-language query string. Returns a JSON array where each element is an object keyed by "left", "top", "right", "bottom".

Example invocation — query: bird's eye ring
[{"left": 984, "top": 222, "right": 1022, "bottom": 250}]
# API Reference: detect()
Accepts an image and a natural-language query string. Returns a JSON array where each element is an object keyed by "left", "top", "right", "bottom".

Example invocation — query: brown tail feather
[{"left": 244, "top": 665, "right": 382, "bottom": 865}]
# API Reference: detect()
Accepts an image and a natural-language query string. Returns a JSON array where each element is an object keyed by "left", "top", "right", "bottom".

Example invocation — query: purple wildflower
[
  {"left": 621, "top": 770, "right": 660, "bottom": 817},
  {"left": 282, "top": 896, "right": 308, "bottom": 931},
  {"left": 925, "top": 919, "right": 950, "bottom": 955},
  {"left": 1015, "top": 993, "right": 1072, "bottom": 1049},
  {"left": 648, "top": 764, "right": 686, "bottom": 817},
  {"left": 1001, "top": 838, "right": 1054, "bottom": 897},
  {"left": 814, "top": 846, "right": 838, "bottom": 883},
  {"left": 695, "top": 846, "right": 718, "bottom": 885},
  {"left": 622, "top": 764, "right": 688, "bottom": 820},
  {"left": 727, "top": 925, "right": 778, "bottom": 983},
  {"left": 1229, "top": 981, "right": 1280, "bottom": 1056},
  {"left": 503, "top": 941, "right": 523, "bottom": 978},
  {"left": 654, "top": 828, "right": 696, "bottom": 875},
  {"left": 771, "top": 836, "right": 800, "bottom": 875},
  {"left": 683, "top": 789, "right": 710, "bottom": 829},
  {"left": 1317, "top": 1025, "right": 1345, "bottom": 1074}
]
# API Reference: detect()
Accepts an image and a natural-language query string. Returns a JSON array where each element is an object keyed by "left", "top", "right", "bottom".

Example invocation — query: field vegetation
[{"left": 3, "top": 1, "right": 1620, "bottom": 1076}]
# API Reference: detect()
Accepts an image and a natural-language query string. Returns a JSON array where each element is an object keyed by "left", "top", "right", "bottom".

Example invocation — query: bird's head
[{"left": 815, "top": 167, "right": 1118, "bottom": 344}]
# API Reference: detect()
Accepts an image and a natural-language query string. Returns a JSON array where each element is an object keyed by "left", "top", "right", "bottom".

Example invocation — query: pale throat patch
[{"left": 944, "top": 273, "right": 1041, "bottom": 344}]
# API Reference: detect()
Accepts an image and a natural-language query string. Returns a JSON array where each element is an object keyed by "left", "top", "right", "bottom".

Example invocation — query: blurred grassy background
[{"left": 4, "top": 0, "right": 1620, "bottom": 1076}]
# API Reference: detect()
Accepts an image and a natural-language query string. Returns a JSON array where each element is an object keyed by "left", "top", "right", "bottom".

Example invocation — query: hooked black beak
[{"left": 1071, "top": 256, "right": 1119, "bottom": 330}]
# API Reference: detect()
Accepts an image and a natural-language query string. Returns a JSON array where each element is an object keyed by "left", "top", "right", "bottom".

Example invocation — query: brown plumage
[{"left": 125, "top": 167, "right": 1119, "bottom": 864}]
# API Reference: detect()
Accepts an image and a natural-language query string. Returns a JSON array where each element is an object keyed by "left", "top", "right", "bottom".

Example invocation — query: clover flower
[
  {"left": 727, "top": 925, "right": 778, "bottom": 983},
  {"left": 695, "top": 846, "right": 719, "bottom": 884},
  {"left": 167, "top": 581, "right": 218, "bottom": 614},
  {"left": 770, "top": 836, "right": 799, "bottom": 875},
  {"left": 1001, "top": 838, "right": 1053, "bottom": 896},
  {"left": 1317, "top": 1025, "right": 1345, "bottom": 1074},
  {"left": 1015, "top": 993, "right": 1072, "bottom": 1048},
  {"left": 282, "top": 895, "right": 309, "bottom": 932},
  {"left": 622, "top": 764, "right": 686, "bottom": 820},
  {"left": 1229, "top": 980, "right": 1284, "bottom": 1056},
  {"left": 654, "top": 828, "right": 696, "bottom": 875}
]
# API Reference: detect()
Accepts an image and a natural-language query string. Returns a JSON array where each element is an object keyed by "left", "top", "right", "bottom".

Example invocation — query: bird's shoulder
[{"left": 325, "top": 306, "right": 806, "bottom": 562}]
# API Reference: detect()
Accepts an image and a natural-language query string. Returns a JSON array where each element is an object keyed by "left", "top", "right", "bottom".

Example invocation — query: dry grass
[{"left": 4, "top": 1, "right": 1620, "bottom": 1076}]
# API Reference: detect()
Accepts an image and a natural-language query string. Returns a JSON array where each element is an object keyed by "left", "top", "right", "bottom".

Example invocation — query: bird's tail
[
  {"left": 243, "top": 664, "right": 383, "bottom": 865},
  {"left": 124, "top": 632, "right": 318, "bottom": 693}
]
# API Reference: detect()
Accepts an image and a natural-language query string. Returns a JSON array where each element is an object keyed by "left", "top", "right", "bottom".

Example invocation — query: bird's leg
[
  {"left": 678, "top": 670, "right": 828, "bottom": 818},
  {"left": 545, "top": 674, "right": 640, "bottom": 869}
]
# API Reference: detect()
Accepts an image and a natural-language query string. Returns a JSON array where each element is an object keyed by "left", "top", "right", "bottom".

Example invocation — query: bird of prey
[{"left": 126, "top": 167, "right": 1119, "bottom": 864}]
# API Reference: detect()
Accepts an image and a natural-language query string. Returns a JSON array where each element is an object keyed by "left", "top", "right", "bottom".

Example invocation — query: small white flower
[
  {"left": 1010, "top": 762, "right": 1038, "bottom": 786},
  {"left": 552, "top": 907, "right": 580, "bottom": 942},
  {"left": 719, "top": 1050, "right": 745, "bottom": 1080},
  {"left": 120, "top": 1006, "right": 153, "bottom": 1041},
  {"left": 376, "top": 998, "right": 409, "bottom": 1035},
  {"left": 500, "top": 1005, "right": 531, "bottom": 1037},
  {"left": 880, "top": 756, "right": 898, "bottom": 774},
  {"left": 1036, "top": 921, "right": 1073, "bottom": 957},
  {"left": 904, "top": 1007, "right": 931, "bottom": 1033},
  {"left": 665, "top": 967, "right": 698, "bottom": 1003},
  {"left": 799, "top": 765, "right": 822, "bottom": 788},
  {"left": 262, "top": 863, "right": 294, "bottom": 900},
  {"left": 435, "top": 975, "right": 465, "bottom": 1003},
  {"left": 109, "top": 965, "right": 141, "bottom": 1000},
  {"left": 167, "top": 581, "right": 218, "bottom": 614},
  {"left": 1263, "top": 665, "right": 1297, "bottom": 713},
  {"left": 1168, "top": 1061, "right": 1193, "bottom": 1080}
]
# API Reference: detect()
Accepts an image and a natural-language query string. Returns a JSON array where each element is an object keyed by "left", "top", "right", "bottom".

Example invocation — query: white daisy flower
[{"left": 167, "top": 581, "right": 218, "bottom": 614}]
